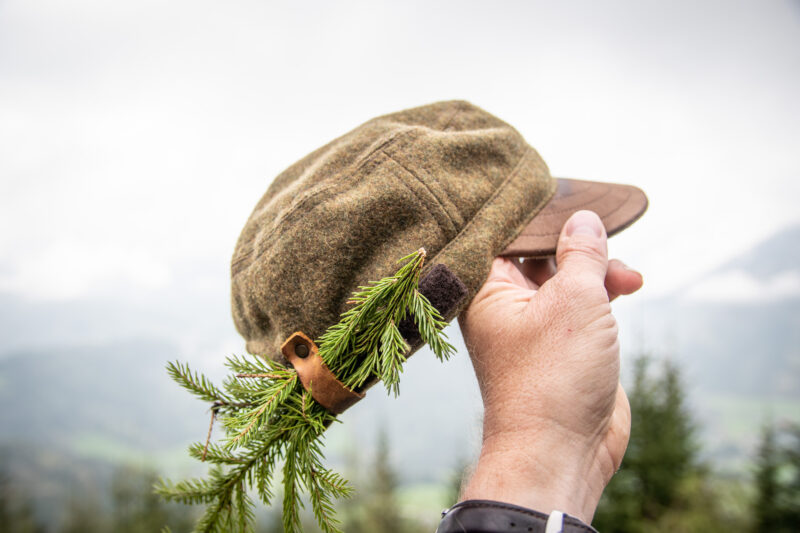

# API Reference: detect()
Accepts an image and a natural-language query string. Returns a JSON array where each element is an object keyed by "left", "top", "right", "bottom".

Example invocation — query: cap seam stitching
[
  {"left": 384, "top": 151, "right": 459, "bottom": 239},
  {"left": 429, "top": 146, "right": 535, "bottom": 265},
  {"left": 415, "top": 154, "right": 467, "bottom": 227},
  {"left": 440, "top": 107, "right": 463, "bottom": 131},
  {"left": 384, "top": 154, "right": 445, "bottom": 237}
]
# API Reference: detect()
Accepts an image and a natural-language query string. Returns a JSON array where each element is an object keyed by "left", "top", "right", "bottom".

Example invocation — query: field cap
[{"left": 231, "top": 100, "right": 647, "bottom": 375}]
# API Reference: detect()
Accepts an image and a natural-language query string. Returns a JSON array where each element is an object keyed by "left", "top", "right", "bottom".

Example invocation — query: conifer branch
[
  {"left": 167, "top": 361, "right": 230, "bottom": 404},
  {"left": 189, "top": 442, "right": 245, "bottom": 465},
  {"left": 411, "top": 289, "right": 455, "bottom": 361},
  {"left": 223, "top": 372, "right": 298, "bottom": 448},
  {"left": 160, "top": 249, "right": 455, "bottom": 532}
]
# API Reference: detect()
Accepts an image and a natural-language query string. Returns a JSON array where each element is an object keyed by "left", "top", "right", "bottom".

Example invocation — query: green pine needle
[{"left": 158, "top": 249, "right": 456, "bottom": 532}]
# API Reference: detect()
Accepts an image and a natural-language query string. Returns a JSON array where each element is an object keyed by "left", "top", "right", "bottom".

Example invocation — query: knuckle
[
  {"left": 549, "top": 273, "right": 608, "bottom": 307},
  {"left": 558, "top": 237, "right": 607, "bottom": 265},
  {"left": 592, "top": 313, "right": 619, "bottom": 350}
]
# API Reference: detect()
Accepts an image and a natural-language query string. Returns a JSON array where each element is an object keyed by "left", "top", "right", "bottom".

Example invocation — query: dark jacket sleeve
[{"left": 436, "top": 500, "right": 599, "bottom": 533}]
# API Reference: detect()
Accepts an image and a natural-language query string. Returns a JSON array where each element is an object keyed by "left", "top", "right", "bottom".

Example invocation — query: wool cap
[{"left": 231, "top": 100, "right": 647, "bottom": 365}]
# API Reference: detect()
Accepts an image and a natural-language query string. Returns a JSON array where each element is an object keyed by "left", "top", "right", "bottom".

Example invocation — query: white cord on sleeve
[{"left": 545, "top": 510, "right": 564, "bottom": 533}]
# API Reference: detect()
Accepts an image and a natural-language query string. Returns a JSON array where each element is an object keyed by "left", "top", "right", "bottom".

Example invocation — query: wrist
[{"left": 460, "top": 430, "right": 608, "bottom": 523}]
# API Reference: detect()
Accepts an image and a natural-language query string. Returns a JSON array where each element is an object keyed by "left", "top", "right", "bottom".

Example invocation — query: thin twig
[
  {"left": 235, "top": 373, "right": 285, "bottom": 379},
  {"left": 202, "top": 407, "right": 218, "bottom": 461}
]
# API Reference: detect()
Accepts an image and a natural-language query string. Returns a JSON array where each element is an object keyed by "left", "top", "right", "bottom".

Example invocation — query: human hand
[{"left": 457, "top": 210, "right": 643, "bottom": 523}]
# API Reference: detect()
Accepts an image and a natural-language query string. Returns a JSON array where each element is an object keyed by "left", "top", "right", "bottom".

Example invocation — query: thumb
[{"left": 554, "top": 210, "right": 609, "bottom": 285}]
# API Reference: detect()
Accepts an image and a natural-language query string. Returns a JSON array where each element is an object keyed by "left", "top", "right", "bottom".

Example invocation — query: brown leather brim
[{"left": 500, "top": 178, "right": 648, "bottom": 257}]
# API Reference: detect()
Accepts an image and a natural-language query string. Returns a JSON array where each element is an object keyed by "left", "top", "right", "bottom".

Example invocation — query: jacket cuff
[{"left": 437, "top": 500, "right": 599, "bottom": 533}]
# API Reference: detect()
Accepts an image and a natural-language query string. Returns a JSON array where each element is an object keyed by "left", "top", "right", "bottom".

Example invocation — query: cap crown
[{"left": 231, "top": 100, "right": 556, "bottom": 358}]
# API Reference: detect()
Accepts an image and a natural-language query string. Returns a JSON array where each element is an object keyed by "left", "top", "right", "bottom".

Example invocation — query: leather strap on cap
[
  {"left": 281, "top": 331, "right": 364, "bottom": 414},
  {"left": 282, "top": 264, "right": 467, "bottom": 415}
]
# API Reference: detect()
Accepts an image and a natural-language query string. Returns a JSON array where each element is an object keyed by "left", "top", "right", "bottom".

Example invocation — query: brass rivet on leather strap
[{"left": 294, "top": 343, "right": 309, "bottom": 358}]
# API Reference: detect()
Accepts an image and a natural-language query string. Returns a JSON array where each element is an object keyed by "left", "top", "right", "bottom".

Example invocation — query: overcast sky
[{"left": 1, "top": 0, "right": 799, "bottom": 305}]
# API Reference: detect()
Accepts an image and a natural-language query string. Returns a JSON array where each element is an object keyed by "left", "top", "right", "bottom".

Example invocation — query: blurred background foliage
[{"left": 2, "top": 353, "right": 799, "bottom": 532}]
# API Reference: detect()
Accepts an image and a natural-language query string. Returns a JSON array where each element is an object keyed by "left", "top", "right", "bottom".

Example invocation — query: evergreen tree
[
  {"left": 60, "top": 489, "right": 108, "bottom": 533},
  {"left": 445, "top": 456, "right": 469, "bottom": 508},
  {"left": 112, "top": 466, "right": 196, "bottom": 533},
  {"left": 0, "top": 467, "right": 46, "bottom": 533},
  {"left": 366, "top": 428, "right": 402, "bottom": 533},
  {"left": 754, "top": 422, "right": 781, "bottom": 530},
  {"left": 340, "top": 427, "right": 432, "bottom": 533},
  {"left": 633, "top": 357, "right": 696, "bottom": 518},
  {"left": 785, "top": 424, "right": 800, "bottom": 522},
  {"left": 343, "top": 428, "right": 410, "bottom": 533},
  {"left": 593, "top": 355, "right": 735, "bottom": 532},
  {"left": 752, "top": 421, "right": 800, "bottom": 531}
]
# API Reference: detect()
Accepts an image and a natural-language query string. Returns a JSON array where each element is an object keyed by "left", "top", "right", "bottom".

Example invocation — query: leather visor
[{"left": 500, "top": 177, "right": 648, "bottom": 257}]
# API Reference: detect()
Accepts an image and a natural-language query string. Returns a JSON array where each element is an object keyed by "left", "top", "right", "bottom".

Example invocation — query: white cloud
[{"left": 684, "top": 269, "right": 800, "bottom": 303}]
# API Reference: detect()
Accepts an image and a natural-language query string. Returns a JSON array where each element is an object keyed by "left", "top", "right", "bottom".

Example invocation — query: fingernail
[
  {"left": 617, "top": 260, "right": 643, "bottom": 282},
  {"left": 619, "top": 261, "right": 641, "bottom": 275},
  {"left": 565, "top": 211, "right": 602, "bottom": 237}
]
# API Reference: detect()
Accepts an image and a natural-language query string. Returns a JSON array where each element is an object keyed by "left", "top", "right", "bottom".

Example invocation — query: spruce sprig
[
  {"left": 157, "top": 249, "right": 456, "bottom": 532},
  {"left": 319, "top": 248, "right": 455, "bottom": 395}
]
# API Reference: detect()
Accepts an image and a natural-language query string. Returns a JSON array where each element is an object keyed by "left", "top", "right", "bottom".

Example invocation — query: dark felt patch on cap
[{"left": 398, "top": 263, "right": 468, "bottom": 346}]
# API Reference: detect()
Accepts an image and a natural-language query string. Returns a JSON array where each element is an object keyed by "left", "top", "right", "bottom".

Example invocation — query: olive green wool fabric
[{"left": 231, "top": 100, "right": 557, "bottom": 363}]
